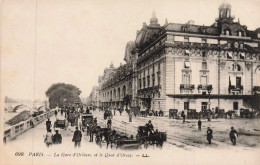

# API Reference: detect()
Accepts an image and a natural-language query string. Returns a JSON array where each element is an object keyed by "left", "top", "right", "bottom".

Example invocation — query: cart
[{"left": 54, "top": 119, "right": 67, "bottom": 130}]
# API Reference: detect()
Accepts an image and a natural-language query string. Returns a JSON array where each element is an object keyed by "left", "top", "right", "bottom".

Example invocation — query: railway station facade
[{"left": 88, "top": 3, "right": 260, "bottom": 115}]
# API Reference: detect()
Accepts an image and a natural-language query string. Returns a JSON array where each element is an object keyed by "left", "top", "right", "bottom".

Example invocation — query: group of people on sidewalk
[
  {"left": 44, "top": 117, "right": 82, "bottom": 148},
  {"left": 197, "top": 119, "right": 238, "bottom": 145}
]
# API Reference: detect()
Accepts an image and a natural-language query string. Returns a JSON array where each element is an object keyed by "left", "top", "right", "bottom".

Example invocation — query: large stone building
[{"left": 89, "top": 2, "right": 260, "bottom": 115}]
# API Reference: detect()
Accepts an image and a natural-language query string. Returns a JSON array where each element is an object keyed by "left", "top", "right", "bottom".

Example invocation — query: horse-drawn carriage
[
  {"left": 199, "top": 109, "right": 213, "bottom": 119},
  {"left": 187, "top": 109, "right": 199, "bottom": 119},
  {"left": 81, "top": 113, "right": 93, "bottom": 132},
  {"left": 226, "top": 110, "right": 236, "bottom": 119},
  {"left": 104, "top": 110, "right": 113, "bottom": 119},
  {"left": 54, "top": 119, "right": 67, "bottom": 130},
  {"left": 169, "top": 109, "right": 179, "bottom": 119},
  {"left": 67, "top": 111, "right": 79, "bottom": 126},
  {"left": 240, "top": 109, "right": 255, "bottom": 118},
  {"left": 136, "top": 126, "right": 167, "bottom": 148},
  {"left": 214, "top": 109, "right": 225, "bottom": 118},
  {"left": 116, "top": 138, "right": 141, "bottom": 149},
  {"left": 140, "top": 109, "right": 149, "bottom": 117}
]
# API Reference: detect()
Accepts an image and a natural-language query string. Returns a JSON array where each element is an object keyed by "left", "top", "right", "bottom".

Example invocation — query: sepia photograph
[{"left": 1, "top": 0, "right": 260, "bottom": 165}]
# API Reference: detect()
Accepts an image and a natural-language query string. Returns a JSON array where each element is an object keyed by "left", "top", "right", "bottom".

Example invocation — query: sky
[{"left": 1, "top": 0, "right": 260, "bottom": 101}]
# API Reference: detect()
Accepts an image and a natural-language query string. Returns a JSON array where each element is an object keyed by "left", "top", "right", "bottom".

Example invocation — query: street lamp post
[{"left": 207, "top": 86, "right": 212, "bottom": 121}]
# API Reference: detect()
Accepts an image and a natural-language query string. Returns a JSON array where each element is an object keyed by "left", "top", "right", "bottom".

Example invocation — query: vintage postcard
[{"left": 1, "top": 0, "right": 260, "bottom": 165}]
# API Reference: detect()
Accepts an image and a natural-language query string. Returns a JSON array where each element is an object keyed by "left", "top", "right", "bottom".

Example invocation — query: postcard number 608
[{"left": 15, "top": 152, "right": 24, "bottom": 156}]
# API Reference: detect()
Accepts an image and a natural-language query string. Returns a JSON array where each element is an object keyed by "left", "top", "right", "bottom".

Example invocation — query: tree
[{"left": 45, "top": 83, "right": 81, "bottom": 108}]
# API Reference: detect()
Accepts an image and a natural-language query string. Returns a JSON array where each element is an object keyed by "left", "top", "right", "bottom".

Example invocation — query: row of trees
[{"left": 45, "top": 83, "right": 81, "bottom": 108}]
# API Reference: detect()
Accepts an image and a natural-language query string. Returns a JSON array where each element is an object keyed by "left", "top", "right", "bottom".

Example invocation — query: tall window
[
  {"left": 118, "top": 88, "right": 120, "bottom": 99},
  {"left": 184, "top": 102, "right": 189, "bottom": 110},
  {"left": 157, "top": 73, "right": 161, "bottom": 86},
  {"left": 158, "top": 61, "right": 161, "bottom": 71},
  {"left": 236, "top": 77, "right": 241, "bottom": 88},
  {"left": 183, "top": 74, "right": 191, "bottom": 85},
  {"left": 201, "top": 102, "right": 208, "bottom": 111},
  {"left": 123, "top": 86, "right": 126, "bottom": 97},
  {"left": 147, "top": 76, "right": 150, "bottom": 87},
  {"left": 201, "top": 76, "right": 207, "bottom": 85},
  {"left": 202, "top": 61, "right": 207, "bottom": 70},
  {"left": 152, "top": 74, "right": 155, "bottom": 86},
  {"left": 139, "top": 79, "right": 142, "bottom": 89},
  {"left": 233, "top": 102, "right": 238, "bottom": 110},
  {"left": 143, "top": 77, "right": 146, "bottom": 88}
]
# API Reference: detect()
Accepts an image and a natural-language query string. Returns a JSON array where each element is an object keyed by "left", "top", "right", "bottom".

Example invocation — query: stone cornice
[{"left": 165, "top": 45, "right": 259, "bottom": 61}]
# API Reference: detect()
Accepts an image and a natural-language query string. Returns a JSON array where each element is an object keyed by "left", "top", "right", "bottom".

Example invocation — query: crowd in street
[{"left": 43, "top": 105, "right": 240, "bottom": 148}]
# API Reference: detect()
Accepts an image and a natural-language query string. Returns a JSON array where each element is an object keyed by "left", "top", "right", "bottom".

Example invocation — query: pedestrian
[
  {"left": 114, "top": 109, "right": 116, "bottom": 116},
  {"left": 120, "top": 109, "right": 122, "bottom": 116},
  {"left": 229, "top": 127, "right": 238, "bottom": 145},
  {"left": 181, "top": 110, "right": 186, "bottom": 123},
  {"left": 206, "top": 127, "right": 213, "bottom": 144},
  {"left": 129, "top": 109, "right": 133, "bottom": 122},
  {"left": 94, "top": 117, "right": 97, "bottom": 124},
  {"left": 3, "top": 137, "right": 6, "bottom": 145},
  {"left": 89, "top": 122, "right": 96, "bottom": 142},
  {"left": 198, "top": 119, "right": 202, "bottom": 131},
  {"left": 61, "top": 107, "right": 64, "bottom": 116},
  {"left": 107, "top": 118, "right": 112, "bottom": 129},
  {"left": 72, "top": 127, "right": 82, "bottom": 148},
  {"left": 44, "top": 129, "right": 53, "bottom": 147},
  {"left": 55, "top": 110, "right": 58, "bottom": 117},
  {"left": 53, "top": 130, "right": 62, "bottom": 144},
  {"left": 46, "top": 118, "right": 52, "bottom": 132},
  {"left": 30, "top": 117, "right": 35, "bottom": 128}
]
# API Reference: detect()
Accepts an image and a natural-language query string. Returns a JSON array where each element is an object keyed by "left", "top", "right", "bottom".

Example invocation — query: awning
[{"left": 184, "top": 61, "right": 190, "bottom": 68}]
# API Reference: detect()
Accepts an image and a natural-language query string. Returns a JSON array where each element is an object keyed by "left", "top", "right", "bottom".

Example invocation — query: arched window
[
  {"left": 114, "top": 89, "right": 116, "bottom": 99},
  {"left": 232, "top": 64, "right": 242, "bottom": 72},
  {"left": 118, "top": 88, "right": 121, "bottom": 99},
  {"left": 123, "top": 85, "right": 126, "bottom": 97}
]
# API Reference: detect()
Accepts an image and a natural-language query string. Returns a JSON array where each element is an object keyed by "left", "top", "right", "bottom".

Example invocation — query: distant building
[{"left": 88, "top": 2, "right": 260, "bottom": 115}]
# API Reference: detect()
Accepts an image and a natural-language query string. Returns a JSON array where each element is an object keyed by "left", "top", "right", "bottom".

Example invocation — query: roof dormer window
[
  {"left": 184, "top": 37, "right": 189, "bottom": 42},
  {"left": 225, "top": 30, "right": 230, "bottom": 35},
  {"left": 184, "top": 61, "right": 190, "bottom": 68}
]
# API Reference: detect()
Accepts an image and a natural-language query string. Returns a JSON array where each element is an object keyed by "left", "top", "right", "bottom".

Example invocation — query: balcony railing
[
  {"left": 137, "top": 85, "right": 161, "bottom": 94},
  {"left": 228, "top": 85, "right": 243, "bottom": 94},
  {"left": 197, "top": 84, "right": 212, "bottom": 92},
  {"left": 180, "top": 84, "right": 195, "bottom": 93},
  {"left": 253, "top": 86, "right": 260, "bottom": 94}
]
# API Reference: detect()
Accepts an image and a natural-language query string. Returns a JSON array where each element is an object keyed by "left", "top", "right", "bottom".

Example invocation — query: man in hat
[
  {"left": 207, "top": 127, "right": 213, "bottom": 144},
  {"left": 145, "top": 120, "right": 154, "bottom": 136},
  {"left": 72, "top": 127, "right": 82, "bottom": 148},
  {"left": 53, "top": 130, "right": 62, "bottom": 144},
  {"left": 107, "top": 117, "right": 112, "bottom": 129},
  {"left": 46, "top": 118, "right": 52, "bottom": 132},
  {"left": 198, "top": 119, "right": 202, "bottom": 131},
  {"left": 230, "top": 127, "right": 238, "bottom": 145},
  {"left": 129, "top": 109, "right": 133, "bottom": 122}
]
